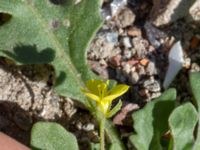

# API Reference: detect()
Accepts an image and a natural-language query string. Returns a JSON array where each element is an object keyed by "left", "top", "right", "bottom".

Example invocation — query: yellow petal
[
  {"left": 104, "top": 84, "right": 129, "bottom": 102},
  {"left": 81, "top": 88, "right": 100, "bottom": 102},
  {"left": 84, "top": 92, "right": 100, "bottom": 102},
  {"left": 86, "top": 79, "right": 104, "bottom": 95}
]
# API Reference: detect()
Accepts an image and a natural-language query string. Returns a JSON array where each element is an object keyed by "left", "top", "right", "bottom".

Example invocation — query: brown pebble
[
  {"left": 113, "top": 103, "right": 139, "bottom": 125},
  {"left": 109, "top": 55, "right": 122, "bottom": 67},
  {"left": 139, "top": 58, "right": 149, "bottom": 66},
  {"left": 127, "top": 27, "right": 142, "bottom": 37},
  {"left": 138, "top": 89, "right": 149, "bottom": 97},
  {"left": 127, "top": 59, "right": 139, "bottom": 66}
]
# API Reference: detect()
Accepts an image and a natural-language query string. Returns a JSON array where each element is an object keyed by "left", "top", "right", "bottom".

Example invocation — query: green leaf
[
  {"left": 0, "top": 1, "right": 125, "bottom": 149},
  {"left": 31, "top": 122, "right": 78, "bottom": 150},
  {"left": 189, "top": 72, "right": 200, "bottom": 150},
  {"left": 189, "top": 72, "right": 200, "bottom": 111},
  {"left": 0, "top": 0, "right": 102, "bottom": 103},
  {"left": 129, "top": 89, "right": 176, "bottom": 150},
  {"left": 169, "top": 103, "right": 198, "bottom": 150},
  {"left": 107, "top": 100, "right": 122, "bottom": 118}
]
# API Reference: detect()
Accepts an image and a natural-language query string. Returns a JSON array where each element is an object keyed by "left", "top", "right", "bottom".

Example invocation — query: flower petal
[
  {"left": 84, "top": 92, "right": 100, "bottom": 102},
  {"left": 85, "top": 79, "right": 104, "bottom": 95},
  {"left": 81, "top": 88, "right": 100, "bottom": 102},
  {"left": 104, "top": 84, "right": 129, "bottom": 102}
]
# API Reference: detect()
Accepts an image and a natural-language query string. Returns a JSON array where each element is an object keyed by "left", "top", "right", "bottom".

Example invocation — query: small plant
[
  {"left": 81, "top": 79, "right": 129, "bottom": 150},
  {"left": 129, "top": 72, "right": 200, "bottom": 150}
]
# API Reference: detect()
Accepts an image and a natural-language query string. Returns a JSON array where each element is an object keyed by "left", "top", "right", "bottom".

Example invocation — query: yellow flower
[{"left": 81, "top": 79, "right": 129, "bottom": 118}]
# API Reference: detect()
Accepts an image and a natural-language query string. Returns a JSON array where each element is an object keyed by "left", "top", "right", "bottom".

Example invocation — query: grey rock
[
  {"left": 129, "top": 71, "right": 139, "bottom": 84},
  {"left": 146, "top": 61, "right": 157, "bottom": 75},
  {"left": 151, "top": 0, "right": 195, "bottom": 26},
  {"left": 122, "top": 37, "right": 132, "bottom": 48},
  {"left": 117, "top": 7, "right": 135, "bottom": 28},
  {"left": 145, "top": 80, "right": 161, "bottom": 92},
  {"left": 82, "top": 123, "right": 95, "bottom": 132},
  {"left": 132, "top": 37, "right": 148, "bottom": 58},
  {"left": 189, "top": 0, "right": 200, "bottom": 22}
]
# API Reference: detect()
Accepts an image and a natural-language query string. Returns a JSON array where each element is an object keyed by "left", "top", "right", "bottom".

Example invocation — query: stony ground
[{"left": 0, "top": 0, "right": 200, "bottom": 149}]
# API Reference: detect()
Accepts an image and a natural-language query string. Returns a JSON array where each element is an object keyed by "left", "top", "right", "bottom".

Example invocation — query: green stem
[{"left": 100, "top": 117, "right": 105, "bottom": 150}]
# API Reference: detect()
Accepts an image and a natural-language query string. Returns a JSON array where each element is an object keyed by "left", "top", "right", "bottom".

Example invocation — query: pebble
[
  {"left": 138, "top": 89, "right": 149, "bottom": 97},
  {"left": 117, "top": 7, "right": 135, "bottom": 28},
  {"left": 146, "top": 61, "right": 157, "bottom": 75},
  {"left": 150, "top": 92, "right": 161, "bottom": 99},
  {"left": 129, "top": 71, "right": 139, "bottom": 84},
  {"left": 145, "top": 80, "right": 161, "bottom": 92},
  {"left": 113, "top": 103, "right": 139, "bottom": 125},
  {"left": 122, "top": 63, "right": 131, "bottom": 74},
  {"left": 63, "top": 98, "right": 77, "bottom": 119},
  {"left": 139, "top": 58, "right": 149, "bottom": 66},
  {"left": 123, "top": 49, "right": 132, "bottom": 59},
  {"left": 105, "top": 32, "right": 119, "bottom": 45},
  {"left": 143, "top": 76, "right": 155, "bottom": 87},
  {"left": 191, "top": 63, "right": 200, "bottom": 72},
  {"left": 109, "top": 55, "right": 122, "bottom": 67},
  {"left": 132, "top": 37, "right": 148, "bottom": 58},
  {"left": 183, "top": 58, "right": 191, "bottom": 69},
  {"left": 127, "top": 27, "right": 142, "bottom": 37},
  {"left": 82, "top": 123, "right": 95, "bottom": 132},
  {"left": 122, "top": 36, "right": 132, "bottom": 48},
  {"left": 137, "top": 65, "right": 146, "bottom": 75}
]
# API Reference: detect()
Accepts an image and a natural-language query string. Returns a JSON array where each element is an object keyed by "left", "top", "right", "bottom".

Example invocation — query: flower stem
[{"left": 100, "top": 117, "right": 105, "bottom": 150}]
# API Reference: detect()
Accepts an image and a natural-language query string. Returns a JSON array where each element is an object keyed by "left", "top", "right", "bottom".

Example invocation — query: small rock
[
  {"left": 117, "top": 7, "right": 136, "bottom": 28},
  {"left": 105, "top": 32, "right": 119, "bottom": 45},
  {"left": 145, "top": 80, "right": 161, "bottom": 92},
  {"left": 121, "top": 36, "right": 132, "bottom": 48},
  {"left": 139, "top": 58, "right": 149, "bottom": 66},
  {"left": 127, "top": 27, "right": 142, "bottom": 37},
  {"left": 129, "top": 71, "right": 139, "bottom": 84},
  {"left": 76, "top": 121, "right": 83, "bottom": 130},
  {"left": 137, "top": 65, "right": 146, "bottom": 75},
  {"left": 189, "top": 0, "right": 200, "bottom": 22},
  {"left": 82, "top": 123, "right": 95, "bottom": 132},
  {"left": 150, "top": 0, "right": 195, "bottom": 26},
  {"left": 191, "top": 63, "right": 200, "bottom": 72},
  {"left": 138, "top": 89, "right": 149, "bottom": 97},
  {"left": 127, "top": 58, "right": 138, "bottom": 66},
  {"left": 123, "top": 49, "right": 132, "bottom": 59},
  {"left": 144, "top": 77, "right": 155, "bottom": 87},
  {"left": 122, "top": 63, "right": 131, "bottom": 74},
  {"left": 146, "top": 61, "right": 157, "bottom": 75},
  {"left": 110, "top": 0, "right": 128, "bottom": 17},
  {"left": 183, "top": 58, "right": 191, "bottom": 69},
  {"left": 63, "top": 98, "right": 77, "bottom": 119},
  {"left": 113, "top": 103, "right": 139, "bottom": 125},
  {"left": 109, "top": 55, "right": 122, "bottom": 67},
  {"left": 150, "top": 92, "right": 161, "bottom": 99},
  {"left": 132, "top": 37, "right": 148, "bottom": 58}
]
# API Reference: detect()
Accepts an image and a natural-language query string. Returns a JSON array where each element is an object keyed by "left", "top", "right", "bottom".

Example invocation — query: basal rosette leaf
[
  {"left": 129, "top": 89, "right": 176, "bottom": 150},
  {"left": 31, "top": 122, "right": 79, "bottom": 150},
  {"left": 0, "top": 0, "right": 102, "bottom": 103},
  {"left": 169, "top": 103, "right": 198, "bottom": 150}
]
